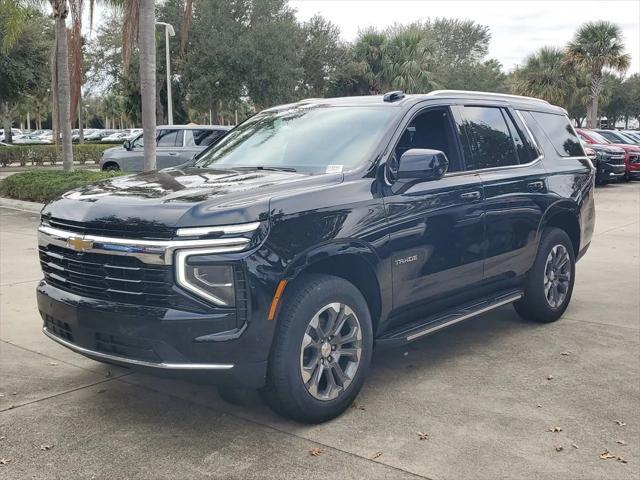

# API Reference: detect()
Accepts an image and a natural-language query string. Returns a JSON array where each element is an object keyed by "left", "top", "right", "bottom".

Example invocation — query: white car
[
  {"left": 12, "top": 134, "right": 52, "bottom": 144},
  {"left": 0, "top": 128, "right": 24, "bottom": 142}
]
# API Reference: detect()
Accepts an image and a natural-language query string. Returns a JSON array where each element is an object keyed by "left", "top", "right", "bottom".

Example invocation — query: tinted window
[
  {"left": 185, "top": 129, "right": 226, "bottom": 147},
  {"left": 528, "top": 112, "right": 582, "bottom": 156},
  {"left": 157, "top": 129, "right": 181, "bottom": 147},
  {"left": 458, "top": 106, "right": 519, "bottom": 169},
  {"left": 506, "top": 111, "right": 539, "bottom": 163}
]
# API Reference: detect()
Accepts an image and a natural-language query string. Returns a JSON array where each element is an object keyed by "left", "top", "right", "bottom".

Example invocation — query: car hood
[
  {"left": 586, "top": 143, "right": 626, "bottom": 154},
  {"left": 41, "top": 167, "right": 343, "bottom": 230}
]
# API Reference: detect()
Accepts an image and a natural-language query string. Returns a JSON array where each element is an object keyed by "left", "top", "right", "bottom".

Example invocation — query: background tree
[
  {"left": 0, "top": 7, "right": 51, "bottom": 142},
  {"left": 511, "top": 47, "right": 573, "bottom": 105},
  {"left": 565, "top": 20, "right": 631, "bottom": 128}
]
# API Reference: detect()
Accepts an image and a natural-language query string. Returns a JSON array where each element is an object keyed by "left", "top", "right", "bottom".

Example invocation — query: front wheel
[
  {"left": 515, "top": 228, "right": 576, "bottom": 323},
  {"left": 263, "top": 274, "right": 373, "bottom": 423}
]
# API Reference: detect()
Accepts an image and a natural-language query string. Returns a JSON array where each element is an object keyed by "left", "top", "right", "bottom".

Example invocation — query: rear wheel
[
  {"left": 102, "top": 162, "right": 120, "bottom": 171},
  {"left": 263, "top": 274, "right": 373, "bottom": 423},
  {"left": 514, "top": 228, "right": 575, "bottom": 323}
]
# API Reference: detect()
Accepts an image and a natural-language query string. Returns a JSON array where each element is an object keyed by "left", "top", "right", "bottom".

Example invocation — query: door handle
[
  {"left": 168, "top": 152, "right": 178, "bottom": 156},
  {"left": 527, "top": 181, "right": 544, "bottom": 191},
  {"left": 460, "top": 191, "right": 481, "bottom": 201}
]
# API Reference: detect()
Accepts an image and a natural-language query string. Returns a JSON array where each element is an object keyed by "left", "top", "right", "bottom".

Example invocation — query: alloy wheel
[
  {"left": 544, "top": 244, "right": 571, "bottom": 308},
  {"left": 299, "top": 302, "right": 362, "bottom": 401}
]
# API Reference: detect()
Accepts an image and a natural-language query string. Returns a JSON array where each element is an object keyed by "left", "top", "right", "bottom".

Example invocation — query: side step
[{"left": 377, "top": 289, "right": 523, "bottom": 347}]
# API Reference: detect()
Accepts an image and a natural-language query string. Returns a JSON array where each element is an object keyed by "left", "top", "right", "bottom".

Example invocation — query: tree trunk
[
  {"left": 1, "top": 102, "right": 12, "bottom": 143},
  {"left": 78, "top": 93, "right": 84, "bottom": 143},
  {"left": 139, "top": 0, "right": 157, "bottom": 171},
  {"left": 53, "top": 2, "right": 74, "bottom": 171},
  {"left": 588, "top": 74, "right": 602, "bottom": 129}
]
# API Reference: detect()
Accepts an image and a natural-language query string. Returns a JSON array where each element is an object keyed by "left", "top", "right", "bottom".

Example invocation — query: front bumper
[{"left": 38, "top": 281, "right": 269, "bottom": 387}]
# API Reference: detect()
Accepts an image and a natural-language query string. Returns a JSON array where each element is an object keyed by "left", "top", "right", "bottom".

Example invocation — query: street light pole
[{"left": 155, "top": 22, "right": 175, "bottom": 125}]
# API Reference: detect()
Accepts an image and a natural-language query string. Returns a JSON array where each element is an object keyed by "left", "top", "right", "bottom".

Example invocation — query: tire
[
  {"left": 263, "top": 274, "right": 373, "bottom": 423},
  {"left": 514, "top": 227, "right": 576, "bottom": 323},
  {"left": 103, "top": 163, "right": 120, "bottom": 171}
]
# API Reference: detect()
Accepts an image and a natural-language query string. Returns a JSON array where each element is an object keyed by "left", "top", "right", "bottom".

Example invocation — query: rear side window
[
  {"left": 457, "top": 106, "right": 519, "bottom": 169},
  {"left": 157, "top": 129, "right": 183, "bottom": 147},
  {"left": 527, "top": 112, "right": 582, "bottom": 157},
  {"left": 184, "top": 129, "right": 226, "bottom": 147}
]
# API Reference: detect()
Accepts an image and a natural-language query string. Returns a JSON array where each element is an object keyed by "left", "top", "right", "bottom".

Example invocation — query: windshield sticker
[{"left": 326, "top": 165, "right": 343, "bottom": 174}]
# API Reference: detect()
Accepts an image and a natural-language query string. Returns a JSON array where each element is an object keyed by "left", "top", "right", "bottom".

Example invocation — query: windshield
[
  {"left": 586, "top": 130, "right": 611, "bottom": 144},
  {"left": 194, "top": 106, "right": 397, "bottom": 173}
]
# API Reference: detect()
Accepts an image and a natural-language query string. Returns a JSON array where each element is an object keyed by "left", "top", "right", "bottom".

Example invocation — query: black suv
[{"left": 38, "top": 91, "right": 595, "bottom": 423}]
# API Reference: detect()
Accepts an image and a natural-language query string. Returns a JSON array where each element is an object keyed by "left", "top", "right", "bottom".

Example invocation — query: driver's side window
[{"left": 393, "top": 107, "right": 463, "bottom": 173}]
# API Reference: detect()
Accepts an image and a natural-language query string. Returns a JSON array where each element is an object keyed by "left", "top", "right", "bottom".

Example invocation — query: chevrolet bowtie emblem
[{"left": 67, "top": 236, "right": 93, "bottom": 252}]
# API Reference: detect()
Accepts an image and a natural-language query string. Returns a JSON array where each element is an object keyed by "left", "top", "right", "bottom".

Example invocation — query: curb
[{"left": 0, "top": 197, "right": 44, "bottom": 214}]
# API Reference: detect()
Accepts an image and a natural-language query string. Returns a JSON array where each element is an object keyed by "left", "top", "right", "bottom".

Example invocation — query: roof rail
[
  {"left": 427, "top": 90, "right": 550, "bottom": 105},
  {"left": 383, "top": 91, "right": 405, "bottom": 102}
]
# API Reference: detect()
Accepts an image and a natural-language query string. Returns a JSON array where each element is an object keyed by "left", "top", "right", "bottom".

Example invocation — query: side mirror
[
  {"left": 123, "top": 139, "right": 132, "bottom": 151},
  {"left": 397, "top": 149, "right": 449, "bottom": 181}
]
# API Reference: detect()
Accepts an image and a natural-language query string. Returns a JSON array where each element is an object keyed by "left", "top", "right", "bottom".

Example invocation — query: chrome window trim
[
  {"left": 43, "top": 327, "right": 234, "bottom": 370},
  {"left": 175, "top": 248, "right": 237, "bottom": 306},
  {"left": 38, "top": 225, "right": 250, "bottom": 265},
  {"left": 176, "top": 222, "right": 261, "bottom": 237}
]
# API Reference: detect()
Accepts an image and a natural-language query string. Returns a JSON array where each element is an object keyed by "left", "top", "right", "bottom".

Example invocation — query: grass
[{"left": 0, "top": 170, "right": 124, "bottom": 203}]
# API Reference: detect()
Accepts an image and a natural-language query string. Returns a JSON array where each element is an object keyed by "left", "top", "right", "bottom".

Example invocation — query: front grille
[
  {"left": 605, "top": 155, "right": 625, "bottom": 165},
  {"left": 39, "top": 244, "right": 176, "bottom": 308},
  {"left": 45, "top": 216, "right": 175, "bottom": 240}
]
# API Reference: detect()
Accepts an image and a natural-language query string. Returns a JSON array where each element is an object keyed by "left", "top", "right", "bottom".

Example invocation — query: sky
[{"left": 289, "top": 0, "right": 640, "bottom": 73}]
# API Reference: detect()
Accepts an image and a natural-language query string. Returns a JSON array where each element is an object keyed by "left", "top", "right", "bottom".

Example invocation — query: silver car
[{"left": 99, "top": 125, "right": 231, "bottom": 171}]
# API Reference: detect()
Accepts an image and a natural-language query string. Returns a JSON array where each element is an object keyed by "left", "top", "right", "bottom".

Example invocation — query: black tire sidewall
[
  {"left": 266, "top": 274, "right": 373, "bottom": 423},
  {"left": 517, "top": 228, "right": 576, "bottom": 323}
]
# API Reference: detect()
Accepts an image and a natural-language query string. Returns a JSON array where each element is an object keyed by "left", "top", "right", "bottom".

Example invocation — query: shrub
[
  {"left": 0, "top": 144, "right": 115, "bottom": 167},
  {"left": 0, "top": 170, "right": 125, "bottom": 203}
]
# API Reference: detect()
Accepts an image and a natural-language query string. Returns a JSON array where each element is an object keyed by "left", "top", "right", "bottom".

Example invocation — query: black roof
[{"left": 271, "top": 90, "right": 565, "bottom": 115}]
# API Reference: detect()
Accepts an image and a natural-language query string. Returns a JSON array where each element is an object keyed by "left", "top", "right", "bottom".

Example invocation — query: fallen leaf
[
  {"left": 0, "top": 459, "right": 10, "bottom": 466},
  {"left": 47, "top": 362, "right": 58, "bottom": 366},
  {"left": 371, "top": 451, "right": 383, "bottom": 459},
  {"left": 309, "top": 448, "right": 322, "bottom": 457},
  {"left": 547, "top": 374, "right": 554, "bottom": 380},
  {"left": 600, "top": 450, "right": 616, "bottom": 460},
  {"left": 106, "top": 370, "right": 112, "bottom": 378},
  {"left": 548, "top": 426, "right": 563, "bottom": 432},
  {"left": 97, "top": 389, "right": 107, "bottom": 394},
  {"left": 417, "top": 432, "right": 429, "bottom": 440},
  {"left": 7, "top": 405, "right": 14, "bottom": 410},
  {"left": 536, "top": 404, "right": 542, "bottom": 408},
  {"left": 615, "top": 420, "right": 626, "bottom": 427},
  {"left": 555, "top": 445, "right": 563, "bottom": 452},
  {"left": 350, "top": 402, "right": 365, "bottom": 411},
  {"left": 11, "top": 392, "right": 16, "bottom": 396},
  {"left": 39, "top": 444, "right": 53, "bottom": 451},
  {"left": 560, "top": 351, "right": 571, "bottom": 356},
  {"left": 616, "top": 440, "right": 628, "bottom": 446},
  {"left": 618, "top": 457, "right": 628, "bottom": 464},
  {"left": 0, "top": 436, "right": 5, "bottom": 441},
  {"left": 0, "top": 394, "right": 4, "bottom": 398},
  {"left": 572, "top": 443, "right": 579, "bottom": 449}
]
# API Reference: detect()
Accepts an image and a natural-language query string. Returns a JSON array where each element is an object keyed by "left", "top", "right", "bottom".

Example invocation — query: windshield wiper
[{"left": 236, "top": 166, "right": 298, "bottom": 172}]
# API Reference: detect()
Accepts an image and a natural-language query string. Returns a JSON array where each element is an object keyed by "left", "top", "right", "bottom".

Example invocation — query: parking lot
[{"left": 0, "top": 182, "right": 638, "bottom": 480}]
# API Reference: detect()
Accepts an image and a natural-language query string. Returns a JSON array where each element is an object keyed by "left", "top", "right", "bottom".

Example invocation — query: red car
[{"left": 577, "top": 129, "right": 640, "bottom": 181}]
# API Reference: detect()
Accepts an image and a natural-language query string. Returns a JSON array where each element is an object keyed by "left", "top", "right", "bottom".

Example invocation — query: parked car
[
  {"left": 99, "top": 125, "right": 230, "bottom": 171},
  {"left": 84, "top": 129, "right": 118, "bottom": 141},
  {"left": 0, "top": 128, "right": 24, "bottom": 142},
  {"left": 38, "top": 91, "right": 595, "bottom": 423},
  {"left": 619, "top": 130, "right": 640, "bottom": 145},
  {"left": 577, "top": 128, "right": 640, "bottom": 181},
  {"left": 594, "top": 129, "right": 638, "bottom": 146},
  {"left": 12, "top": 133, "right": 51, "bottom": 144}
]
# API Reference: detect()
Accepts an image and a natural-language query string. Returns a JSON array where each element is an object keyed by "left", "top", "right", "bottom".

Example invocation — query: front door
[{"left": 384, "top": 106, "right": 485, "bottom": 312}]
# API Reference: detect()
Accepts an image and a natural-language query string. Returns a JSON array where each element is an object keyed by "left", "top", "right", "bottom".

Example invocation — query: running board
[{"left": 377, "top": 289, "right": 523, "bottom": 347}]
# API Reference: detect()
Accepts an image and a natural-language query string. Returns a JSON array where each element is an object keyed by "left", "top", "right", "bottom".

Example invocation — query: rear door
[
  {"left": 182, "top": 129, "right": 227, "bottom": 162},
  {"left": 454, "top": 104, "right": 547, "bottom": 281},
  {"left": 156, "top": 128, "right": 184, "bottom": 168}
]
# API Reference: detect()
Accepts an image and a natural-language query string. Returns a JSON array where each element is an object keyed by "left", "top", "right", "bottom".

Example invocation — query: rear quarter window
[{"left": 523, "top": 111, "right": 583, "bottom": 157}]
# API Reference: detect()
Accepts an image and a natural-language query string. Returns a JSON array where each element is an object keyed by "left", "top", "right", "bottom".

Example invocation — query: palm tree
[
  {"left": 565, "top": 21, "right": 631, "bottom": 128},
  {"left": 512, "top": 47, "right": 572, "bottom": 105},
  {"left": 51, "top": 0, "right": 73, "bottom": 170},
  {"left": 120, "top": 0, "right": 156, "bottom": 170},
  {"left": 382, "top": 27, "right": 439, "bottom": 94}
]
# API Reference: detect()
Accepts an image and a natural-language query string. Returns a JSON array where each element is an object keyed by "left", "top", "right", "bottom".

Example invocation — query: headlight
[{"left": 176, "top": 250, "right": 236, "bottom": 306}]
